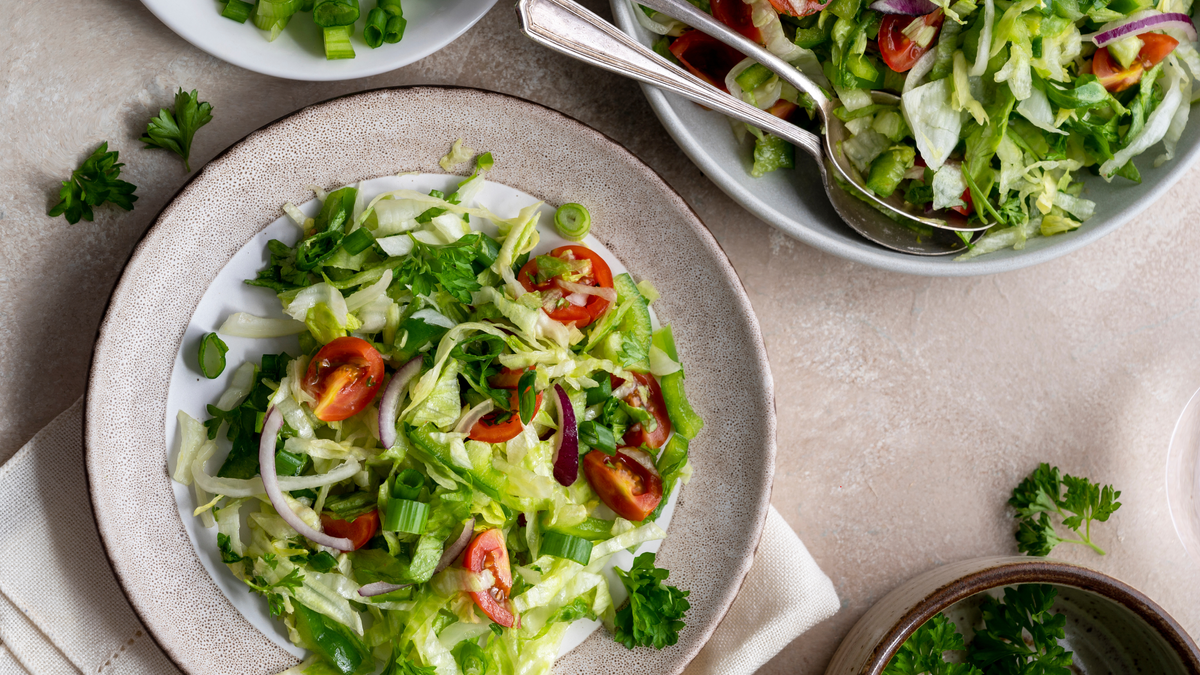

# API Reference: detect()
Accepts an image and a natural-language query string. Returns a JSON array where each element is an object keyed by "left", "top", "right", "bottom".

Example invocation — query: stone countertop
[{"left": 5, "top": 0, "right": 1200, "bottom": 672}]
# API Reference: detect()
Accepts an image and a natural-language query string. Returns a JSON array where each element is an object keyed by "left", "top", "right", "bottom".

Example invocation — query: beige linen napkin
[{"left": 0, "top": 400, "right": 839, "bottom": 675}]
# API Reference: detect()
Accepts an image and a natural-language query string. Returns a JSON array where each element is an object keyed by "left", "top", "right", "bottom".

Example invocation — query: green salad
[
  {"left": 640, "top": 0, "right": 1200, "bottom": 257},
  {"left": 172, "top": 151, "right": 704, "bottom": 674}
]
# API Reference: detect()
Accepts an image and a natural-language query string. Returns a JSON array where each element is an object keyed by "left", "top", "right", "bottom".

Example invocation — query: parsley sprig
[
  {"left": 48, "top": 143, "right": 138, "bottom": 224},
  {"left": 141, "top": 88, "right": 213, "bottom": 171},
  {"left": 244, "top": 556, "right": 304, "bottom": 617},
  {"left": 883, "top": 613, "right": 980, "bottom": 675},
  {"left": 1009, "top": 463, "right": 1121, "bottom": 556},
  {"left": 613, "top": 552, "right": 690, "bottom": 650}
]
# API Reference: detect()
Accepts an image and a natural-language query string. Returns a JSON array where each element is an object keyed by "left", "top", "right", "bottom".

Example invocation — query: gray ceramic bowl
[
  {"left": 607, "top": 0, "right": 1200, "bottom": 276},
  {"left": 825, "top": 556, "right": 1200, "bottom": 674},
  {"left": 84, "top": 87, "right": 775, "bottom": 675}
]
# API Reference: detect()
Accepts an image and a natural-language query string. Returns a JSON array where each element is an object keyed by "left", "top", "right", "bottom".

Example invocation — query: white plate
[
  {"left": 140, "top": 0, "right": 497, "bottom": 81},
  {"left": 164, "top": 173, "right": 682, "bottom": 661}
]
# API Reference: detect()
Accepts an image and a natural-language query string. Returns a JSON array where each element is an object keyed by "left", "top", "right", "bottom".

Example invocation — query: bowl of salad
[
  {"left": 139, "top": 0, "right": 497, "bottom": 80},
  {"left": 610, "top": 0, "right": 1200, "bottom": 274},
  {"left": 825, "top": 556, "right": 1200, "bottom": 674},
  {"left": 85, "top": 87, "right": 775, "bottom": 675}
]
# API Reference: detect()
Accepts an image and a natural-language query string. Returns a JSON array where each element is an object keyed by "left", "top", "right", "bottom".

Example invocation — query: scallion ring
[
  {"left": 392, "top": 469, "right": 424, "bottom": 501},
  {"left": 197, "top": 332, "right": 228, "bottom": 379},
  {"left": 220, "top": 0, "right": 255, "bottom": 22},
  {"left": 539, "top": 530, "right": 593, "bottom": 565},
  {"left": 554, "top": 203, "right": 591, "bottom": 241},
  {"left": 384, "top": 498, "right": 429, "bottom": 534}
]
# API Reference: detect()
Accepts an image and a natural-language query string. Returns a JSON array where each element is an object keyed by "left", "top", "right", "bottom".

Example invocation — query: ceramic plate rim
[{"left": 83, "top": 85, "right": 776, "bottom": 675}]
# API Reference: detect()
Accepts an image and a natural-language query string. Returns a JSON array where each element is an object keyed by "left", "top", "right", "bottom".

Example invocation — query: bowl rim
[
  {"left": 844, "top": 556, "right": 1200, "bottom": 675},
  {"left": 1166, "top": 384, "right": 1200, "bottom": 568},
  {"left": 136, "top": 0, "right": 500, "bottom": 81},
  {"left": 607, "top": 0, "right": 1200, "bottom": 277},
  {"left": 82, "top": 84, "right": 776, "bottom": 675}
]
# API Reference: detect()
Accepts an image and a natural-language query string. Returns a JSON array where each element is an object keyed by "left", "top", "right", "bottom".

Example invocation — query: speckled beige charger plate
[{"left": 84, "top": 87, "right": 776, "bottom": 675}]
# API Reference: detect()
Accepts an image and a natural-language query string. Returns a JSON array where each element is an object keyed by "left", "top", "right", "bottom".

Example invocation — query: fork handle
[{"left": 516, "top": 0, "right": 823, "bottom": 161}]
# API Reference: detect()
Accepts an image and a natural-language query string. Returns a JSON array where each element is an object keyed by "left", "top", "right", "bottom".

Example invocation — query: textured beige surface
[{"left": 3, "top": 0, "right": 1200, "bottom": 673}]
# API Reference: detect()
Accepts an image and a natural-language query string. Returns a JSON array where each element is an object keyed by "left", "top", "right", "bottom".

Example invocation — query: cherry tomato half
[
  {"left": 669, "top": 30, "right": 748, "bottom": 90},
  {"left": 462, "top": 528, "right": 518, "bottom": 628},
  {"left": 469, "top": 390, "right": 543, "bottom": 443},
  {"left": 320, "top": 510, "right": 379, "bottom": 551},
  {"left": 951, "top": 188, "right": 973, "bottom": 217},
  {"left": 1093, "top": 33, "right": 1178, "bottom": 92},
  {"left": 518, "top": 245, "right": 614, "bottom": 328},
  {"left": 303, "top": 337, "right": 385, "bottom": 422},
  {"left": 488, "top": 366, "right": 531, "bottom": 390},
  {"left": 611, "top": 372, "right": 673, "bottom": 450},
  {"left": 878, "top": 11, "right": 943, "bottom": 73},
  {"left": 583, "top": 449, "right": 664, "bottom": 522},
  {"left": 712, "top": 0, "right": 762, "bottom": 42}
]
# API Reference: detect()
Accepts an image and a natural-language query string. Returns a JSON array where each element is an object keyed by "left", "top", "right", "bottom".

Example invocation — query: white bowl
[
  {"left": 1167, "top": 385, "right": 1200, "bottom": 568},
  {"left": 140, "top": 0, "right": 497, "bottom": 81}
]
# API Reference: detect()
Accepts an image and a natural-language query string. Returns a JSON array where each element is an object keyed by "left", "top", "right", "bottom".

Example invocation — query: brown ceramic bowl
[{"left": 826, "top": 556, "right": 1200, "bottom": 675}]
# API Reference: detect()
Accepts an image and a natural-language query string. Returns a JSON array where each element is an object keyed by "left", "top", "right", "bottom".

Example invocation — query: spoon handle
[
  {"left": 516, "top": 0, "right": 823, "bottom": 161},
  {"left": 633, "top": 0, "right": 832, "bottom": 114}
]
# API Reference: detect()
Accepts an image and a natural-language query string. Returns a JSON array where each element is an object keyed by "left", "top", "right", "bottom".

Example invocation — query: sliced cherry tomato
[
  {"left": 1092, "top": 45, "right": 1143, "bottom": 92},
  {"left": 611, "top": 372, "right": 673, "bottom": 450},
  {"left": 669, "top": 30, "right": 748, "bottom": 90},
  {"left": 878, "top": 11, "right": 943, "bottom": 73},
  {"left": 303, "top": 337, "right": 385, "bottom": 422},
  {"left": 712, "top": 0, "right": 762, "bottom": 42},
  {"left": 583, "top": 449, "right": 664, "bottom": 522},
  {"left": 518, "top": 245, "right": 614, "bottom": 328},
  {"left": 320, "top": 510, "right": 379, "bottom": 551},
  {"left": 468, "top": 390, "right": 543, "bottom": 443},
  {"left": 1137, "top": 32, "right": 1179, "bottom": 69},
  {"left": 462, "top": 528, "right": 518, "bottom": 628},
  {"left": 951, "top": 188, "right": 973, "bottom": 217},
  {"left": 767, "top": 99, "right": 798, "bottom": 121},
  {"left": 488, "top": 366, "right": 531, "bottom": 389}
]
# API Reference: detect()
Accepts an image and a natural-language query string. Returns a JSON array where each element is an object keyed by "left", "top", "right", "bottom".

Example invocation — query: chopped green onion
[
  {"left": 517, "top": 369, "right": 537, "bottom": 425},
  {"left": 384, "top": 498, "right": 429, "bottom": 534},
  {"left": 734, "top": 63, "right": 773, "bottom": 92},
  {"left": 314, "top": 0, "right": 359, "bottom": 26},
  {"left": 553, "top": 203, "right": 591, "bottom": 241},
  {"left": 252, "top": 0, "right": 299, "bottom": 34},
  {"left": 198, "top": 332, "right": 228, "bottom": 379},
  {"left": 274, "top": 449, "right": 307, "bottom": 476},
  {"left": 585, "top": 373, "right": 612, "bottom": 405},
  {"left": 579, "top": 420, "right": 616, "bottom": 454},
  {"left": 539, "top": 531, "right": 593, "bottom": 565},
  {"left": 392, "top": 469, "right": 424, "bottom": 501},
  {"left": 363, "top": 7, "right": 388, "bottom": 48},
  {"left": 379, "top": 0, "right": 406, "bottom": 42},
  {"left": 341, "top": 227, "right": 375, "bottom": 255},
  {"left": 322, "top": 25, "right": 355, "bottom": 59},
  {"left": 221, "top": 0, "right": 255, "bottom": 23},
  {"left": 325, "top": 491, "right": 374, "bottom": 514}
]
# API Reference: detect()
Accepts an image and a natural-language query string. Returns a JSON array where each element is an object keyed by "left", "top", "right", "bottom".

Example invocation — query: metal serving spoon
[{"left": 517, "top": 0, "right": 981, "bottom": 256}]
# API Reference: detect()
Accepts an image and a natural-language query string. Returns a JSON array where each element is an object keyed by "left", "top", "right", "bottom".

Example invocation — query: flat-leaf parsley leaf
[
  {"left": 48, "top": 142, "right": 138, "bottom": 224},
  {"left": 1009, "top": 463, "right": 1121, "bottom": 556},
  {"left": 883, "top": 613, "right": 981, "bottom": 675},
  {"left": 613, "top": 552, "right": 689, "bottom": 649},
  {"left": 141, "top": 88, "right": 213, "bottom": 171}
]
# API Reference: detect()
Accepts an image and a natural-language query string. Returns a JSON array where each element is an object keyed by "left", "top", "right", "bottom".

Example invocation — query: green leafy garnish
[
  {"left": 216, "top": 533, "right": 244, "bottom": 563},
  {"left": 883, "top": 613, "right": 981, "bottom": 675},
  {"left": 140, "top": 88, "right": 214, "bottom": 172},
  {"left": 48, "top": 142, "right": 138, "bottom": 225},
  {"left": 396, "top": 233, "right": 495, "bottom": 303},
  {"left": 245, "top": 565, "right": 303, "bottom": 617},
  {"left": 969, "top": 585, "right": 1074, "bottom": 674},
  {"left": 1009, "top": 463, "right": 1121, "bottom": 556},
  {"left": 613, "top": 552, "right": 690, "bottom": 650},
  {"left": 381, "top": 644, "right": 436, "bottom": 675}
]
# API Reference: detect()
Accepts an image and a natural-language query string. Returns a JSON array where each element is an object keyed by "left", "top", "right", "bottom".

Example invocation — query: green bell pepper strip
[
  {"left": 648, "top": 434, "right": 689, "bottom": 522},
  {"left": 651, "top": 326, "right": 704, "bottom": 440},
  {"left": 292, "top": 601, "right": 369, "bottom": 675},
  {"left": 539, "top": 513, "right": 616, "bottom": 541}
]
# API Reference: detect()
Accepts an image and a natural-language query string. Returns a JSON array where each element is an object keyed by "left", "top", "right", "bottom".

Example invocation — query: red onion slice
[
  {"left": 565, "top": 292, "right": 589, "bottom": 307},
  {"left": 258, "top": 408, "right": 354, "bottom": 551},
  {"left": 435, "top": 517, "right": 476, "bottom": 574},
  {"left": 555, "top": 280, "right": 618, "bottom": 303},
  {"left": 551, "top": 384, "right": 579, "bottom": 486},
  {"left": 454, "top": 400, "right": 494, "bottom": 434},
  {"left": 1090, "top": 11, "right": 1196, "bottom": 46},
  {"left": 868, "top": 0, "right": 938, "bottom": 14},
  {"left": 378, "top": 357, "right": 423, "bottom": 449},
  {"left": 357, "top": 581, "right": 411, "bottom": 597},
  {"left": 620, "top": 446, "right": 661, "bottom": 478}
]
